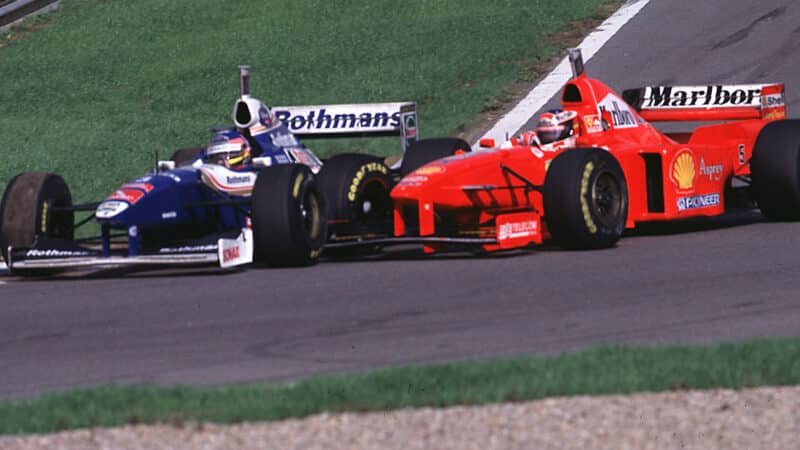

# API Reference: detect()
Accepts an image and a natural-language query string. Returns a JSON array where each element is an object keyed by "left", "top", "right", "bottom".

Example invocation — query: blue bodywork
[{"left": 89, "top": 122, "right": 320, "bottom": 257}]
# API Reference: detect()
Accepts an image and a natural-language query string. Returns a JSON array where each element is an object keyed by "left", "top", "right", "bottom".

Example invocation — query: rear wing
[
  {"left": 622, "top": 84, "right": 786, "bottom": 122},
  {"left": 272, "top": 102, "right": 418, "bottom": 154}
]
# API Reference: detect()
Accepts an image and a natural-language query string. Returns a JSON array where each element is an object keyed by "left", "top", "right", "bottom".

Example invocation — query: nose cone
[{"left": 95, "top": 170, "right": 197, "bottom": 224}]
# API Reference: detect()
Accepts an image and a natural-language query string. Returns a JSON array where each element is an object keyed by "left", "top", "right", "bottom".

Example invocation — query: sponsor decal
[
  {"left": 134, "top": 176, "right": 153, "bottom": 183},
  {"left": 763, "top": 109, "right": 787, "bottom": 120},
  {"left": 495, "top": 212, "right": 541, "bottom": 247},
  {"left": 123, "top": 183, "right": 154, "bottom": 192},
  {"left": 677, "top": 193, "right": 721, "bottom": 211},
  {"left": 413, "top": 165, "right": 445, "bottom": 175},
  {"left": 348, "top": 162, "right": 389, "bottom": 201},
  {"left": 530, "top": 146, "right": 544, "bottom": 158},
  {"left": 397, "top": 175, "right": 428, "bottom": 186},
  {"left": 642, "top": 85, "right": 762, "bottom": 108},
  {"left": 108, "top": 188, "right": 144, "bottom": 204},
  {"left": 541, "top": 137, "right": 575, "bottom": 152},
  {"left": 761, "top": 92, "right": 785, "bottom": 109},
  {"left": 200, "top": 166, "right": 256, "bottom": 195},
  {"left": 218, "top": 228, "right": 254, "bottom": 268},
  {"left": 404, "top": 113, "right": 417, "bottom": 138},
  {"left": 226, "top": 175, "right": 253, "bottom": 185},
  {"left": 275, "top": 154, "right": 291, "bottom": 164},
  {"left": 288, "top": 148, "right": 322, "bottom": 169},
  {"left": 583, "top": 114, "right": 604, "bottom": 133},
  {"left": 159, "top": 245, "right": 217, "bottom": 254},
  {"left": 699, "top": 157, "right": 723, "bottom": 181},
  {"left": 270, "top": 132, "right": 300, "bottom": 147},
  {"left": 670, "top": 150, "right": 696, "bottom": 192},
  {"left": 222, "top": 246, "right": 240, "bottom": 263},
  {"left": 598, "top": 94, "right": 638, "bottom": 129},
  {"left": 26, "top": 249, "right": 90, "bottom": 258},
  {"left": 161, "top": 211, "right": 177, "bottom": 219},
  {"left": 498, "top": 220, "right": 538, "bottom": 241},
  {"left": 95, "top": 201, "right": 129, "bottom": 219},
  {"left": 274, "top": 107, "right": 402, "bottom": 133},
  {"left": 160, "top": 173, "right": 182, "bottom": 183}
]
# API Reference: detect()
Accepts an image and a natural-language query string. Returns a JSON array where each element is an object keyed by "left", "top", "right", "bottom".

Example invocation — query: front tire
[
  {"left": 251, "top": 164, "right": 327, "bottom": 267},
  {"left": 750, "top": 119, "right": 800, "bottom": 220},
  {"left": 0, "top": 172, "right": 74, "bottom": 263},
  {"left": 543, "top": 148, "right": 628, "bottom": 249}
]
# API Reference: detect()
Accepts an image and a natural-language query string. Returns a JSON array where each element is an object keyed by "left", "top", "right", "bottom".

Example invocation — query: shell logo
[
  {"left": 671, "top": 150, "right": 696, "bottom": 191},
  {"left": 414, "top": 165, "right": 445, "bottom": 175}
]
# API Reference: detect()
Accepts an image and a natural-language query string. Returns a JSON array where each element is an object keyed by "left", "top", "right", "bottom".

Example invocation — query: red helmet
[{"left": 536, "top": 109, "right": 578, "bottom": 144}]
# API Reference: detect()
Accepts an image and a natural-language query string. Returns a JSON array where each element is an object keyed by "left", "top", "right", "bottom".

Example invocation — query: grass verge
[
  {"left": 1, "top": 0, "right": 621, "bottom": 203},
  {"left": 2, "top": 337, "right": 799, "bottom": 435}
]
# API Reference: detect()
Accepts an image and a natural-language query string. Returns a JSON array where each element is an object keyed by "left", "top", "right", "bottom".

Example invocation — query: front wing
[{"left": 6, "top": 229, "right": 253, "bottom": 272}]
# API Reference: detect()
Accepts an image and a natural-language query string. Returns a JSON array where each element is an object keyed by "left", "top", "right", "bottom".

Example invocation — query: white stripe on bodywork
[{"left": 474, "top": 0, "right": 652, "bottom": 147}]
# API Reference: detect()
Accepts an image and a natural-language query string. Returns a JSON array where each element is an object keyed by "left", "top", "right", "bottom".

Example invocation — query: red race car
[{"left": 325, "top": 49, "right": 800, "bottom": 254}]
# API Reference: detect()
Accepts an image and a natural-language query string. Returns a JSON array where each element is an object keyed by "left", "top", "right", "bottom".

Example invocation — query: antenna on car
[
  {"left": 238, "top": 65, "right": 251, "bottom": 96},
  {"left": 568, "top": 48, "right": 584, "bottom": 79}
]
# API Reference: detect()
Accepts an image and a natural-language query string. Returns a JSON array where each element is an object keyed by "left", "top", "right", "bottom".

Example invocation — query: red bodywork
[{"left": 390, "top": 74, "right": 787, "bottom": 252}]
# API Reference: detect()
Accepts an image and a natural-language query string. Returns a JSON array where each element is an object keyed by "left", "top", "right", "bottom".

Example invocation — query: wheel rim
[
  {"left": 357, "top": 180, "right": 391, "bottom": 223},
  {"left": 300, "top": 190, "right": 321, "bottom": 240},
  {"left": 591, "top": 171, "right": 622, "bottom": 228}
]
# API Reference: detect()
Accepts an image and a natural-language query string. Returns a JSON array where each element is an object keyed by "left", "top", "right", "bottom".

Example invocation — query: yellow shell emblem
[
  {"left": 672, "top": 151, "right": 695, "bottom": 191},
  {"left": 414, "top": 165, "right": 445, "bottom": 175}
]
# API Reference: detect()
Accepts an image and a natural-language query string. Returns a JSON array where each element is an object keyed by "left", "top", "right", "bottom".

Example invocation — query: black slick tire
[
  {"left": 251, "top": 164, "right": 326, "bottom": 267},
  {"left": 0, "top": 172, "right": 74, "bottom": 263},
  {"left": 750, "top": 119, "right": 800, "bottom": 221},
  {"left": 317, "top": 153, "right": 394, "bottom": 238},
  {"left": 400, "top": 138, "right": 471, "bottom": 177},
  {"left": 543, "top": 148, "right": 628, "bottom": 250}
]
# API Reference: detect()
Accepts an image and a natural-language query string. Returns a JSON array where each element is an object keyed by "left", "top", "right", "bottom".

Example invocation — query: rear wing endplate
[
  {"left": 622, "top": 84, "right": 786, "bottom": 122},
  {"left": 273, "top": 102, "right": 418, "bottom": 154}
]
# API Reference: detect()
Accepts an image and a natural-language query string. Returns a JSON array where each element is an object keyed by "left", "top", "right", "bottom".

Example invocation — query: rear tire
[
  {"left": 317, "top": 153, "right": 394, "bottom": 237},
  {"left": 400, "top": 138, "right": 471, "bottom": 176},
  {"left": 0, "top": 172, "right": 74, "bottom": 263},
  {"left": 543, "top": 148, "right": 628, "bottom": 249},
  {"left": 750, "top": 119, "right": 800, "bottom": 220},
  {"left": 251, "top": 164, "right": 326, "bottom": 267}
]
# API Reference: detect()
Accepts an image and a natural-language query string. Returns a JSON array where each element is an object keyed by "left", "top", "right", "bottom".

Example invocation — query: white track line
[{"left": 474, "top": 0, "right": 652, "bottom": 147}]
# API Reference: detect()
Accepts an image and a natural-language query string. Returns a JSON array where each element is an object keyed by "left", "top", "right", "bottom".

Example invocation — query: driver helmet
[
  {"left": 536, "top": 109, "right": 579, "bottom": 145},
  {"left": 204, "top": 130, "right": 251, "bottom": 169}
]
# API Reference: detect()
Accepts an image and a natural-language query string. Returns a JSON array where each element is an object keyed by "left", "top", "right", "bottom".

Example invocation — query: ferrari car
[
  {"left": 326, "top": 49, "right": 800, "bottom": 254},
  {"left": 0, "top": 66, "right": 420, "bottom": 274}
]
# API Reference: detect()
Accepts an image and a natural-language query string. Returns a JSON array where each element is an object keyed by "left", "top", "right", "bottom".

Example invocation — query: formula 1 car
[
  {"left": 325, "top": 49, "right": 800, "bottom": 254},
  {"left": 0, "top": 66, "right": 420, "bottom": 274}
]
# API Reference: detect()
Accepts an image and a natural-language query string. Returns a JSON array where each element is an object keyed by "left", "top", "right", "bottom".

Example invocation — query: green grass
[
  {"left": 2, "top": 337, "right": 800, "bottom": 435},
  {"left": 0, "top": 0, "right": 620, "bottom": 203}
]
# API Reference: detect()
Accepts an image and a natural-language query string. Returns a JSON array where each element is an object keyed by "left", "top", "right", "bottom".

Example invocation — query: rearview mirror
[{"left": 479, "top": 138, "right": 495, "bottom": 149}]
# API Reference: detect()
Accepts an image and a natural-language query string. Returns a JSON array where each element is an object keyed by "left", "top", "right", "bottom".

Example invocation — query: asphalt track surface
[{"left": 3, "top": 0, "right": 800, "bottom": 400}]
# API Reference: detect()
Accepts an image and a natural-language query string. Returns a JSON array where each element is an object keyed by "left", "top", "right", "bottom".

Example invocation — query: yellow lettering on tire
[
  {"left": 292, "top": 174, "right": 304, "bottom": 199},
  {"left": 347, "top": 163, "right": 386, "bottom": 202},
  {"left": 40, "top": 201, "right": 48, "bottom": 234},
  {"left": 579, "top": 162, "right": 598, "bottom": 234}
]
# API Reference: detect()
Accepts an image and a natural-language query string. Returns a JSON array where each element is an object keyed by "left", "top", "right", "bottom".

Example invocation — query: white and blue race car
[{"left": 0, "top": 66, "right": 440, "bottom": 275}]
